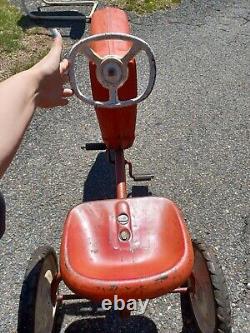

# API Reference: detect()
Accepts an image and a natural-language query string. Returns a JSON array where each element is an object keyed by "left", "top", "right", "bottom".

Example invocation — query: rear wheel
[
  {"left": 181, "top": 239, "right": 231, "bottom": 333},
  {"left": 18, "top": 246, "right": 58, "bottom": 333}
]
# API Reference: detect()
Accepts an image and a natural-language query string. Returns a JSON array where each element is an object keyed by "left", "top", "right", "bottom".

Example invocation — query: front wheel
[
  {"left": 18, "top": 246, "right": 58, "bottom": 333},
  {"left": 181, "top": 239, "right": 232, "bottom": 333}
]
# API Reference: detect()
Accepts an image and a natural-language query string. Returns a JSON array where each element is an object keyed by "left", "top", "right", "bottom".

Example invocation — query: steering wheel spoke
[
  {"left": 108, "top": 87, "right": 120, "bottom": 106},
  {"left": 80, "top": 46, "right": 102, "bottom": 65},
  {"left": 122, "top": 43, "right": 142, "bottom": 64}
]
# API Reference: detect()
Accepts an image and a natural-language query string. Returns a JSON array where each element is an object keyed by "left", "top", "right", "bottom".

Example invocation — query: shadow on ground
[
  {"left": 54, "top": 301, "right": 158, "bottom": 333},
  {"left": 17, "top": 14, "right": 86, "bottom": 39},
  {"left": 83, "top": 152, "right": 116, "bottom": 201},
  {"left": 83, "top": 152, "right": 152, "bottom": 201}
]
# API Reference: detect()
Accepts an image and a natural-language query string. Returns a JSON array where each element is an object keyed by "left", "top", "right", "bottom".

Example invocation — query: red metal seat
[{"left": 60, "top": 197, "right": 194, "bottom": 301}]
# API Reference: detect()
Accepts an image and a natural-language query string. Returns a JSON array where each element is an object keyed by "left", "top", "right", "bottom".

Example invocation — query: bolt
[
  {"left": 119, "top": 230, "right": 130, "bottom": 241},
  {"left": 117, "top": 214, "right": 129, "bottom": 225}
]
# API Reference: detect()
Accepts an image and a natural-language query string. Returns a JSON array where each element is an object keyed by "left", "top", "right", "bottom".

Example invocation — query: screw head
[
  {"left": 117, "top": 214, "right": 129, "bottom": 225},
  {"left": 119, "top": 229, "right": 131, "bottom": 241}
]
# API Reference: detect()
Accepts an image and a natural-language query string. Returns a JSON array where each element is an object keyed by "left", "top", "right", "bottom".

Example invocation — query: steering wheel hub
[{"left": 98, "top": 57, "right": 128, "bottom": 89}]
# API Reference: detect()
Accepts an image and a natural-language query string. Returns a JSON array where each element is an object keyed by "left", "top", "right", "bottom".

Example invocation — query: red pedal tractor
[{"left": 17, "top": 7, "right": 232, "bottom": 333}]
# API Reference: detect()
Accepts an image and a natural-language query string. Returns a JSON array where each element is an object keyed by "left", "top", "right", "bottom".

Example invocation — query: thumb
[{"left": 48, "top": 29, "right": 63, "bottom": 62}]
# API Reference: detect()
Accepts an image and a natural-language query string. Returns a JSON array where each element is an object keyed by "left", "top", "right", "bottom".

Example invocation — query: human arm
[{"left": 0, "top": 31, "right": 73, "bottom": 178}]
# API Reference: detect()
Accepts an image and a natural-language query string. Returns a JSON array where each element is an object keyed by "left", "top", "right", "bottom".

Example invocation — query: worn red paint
[{"left": 59, "top": 7, "right": 194, "bottom": 304}]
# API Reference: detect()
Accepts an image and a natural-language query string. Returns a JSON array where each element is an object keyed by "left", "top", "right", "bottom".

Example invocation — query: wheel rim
[
  {"left": 189, "top": 246, "right": 216, "bottom": 333},
  {"left": 34, "top": 255, "right": 57, "bottom": 333}
]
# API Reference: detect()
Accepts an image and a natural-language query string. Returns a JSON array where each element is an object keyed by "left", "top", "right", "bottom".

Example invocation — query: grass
[
  {"left": 8, "top": 35, "right": 50, "bottom": 74},
  {"left": 107, "top": 0, "right": 181, "bottom": 13},
  {"left": 0, "top": 0, "right": 180, "bottom": 78},
  {"left": 0, "top": 0, "right": 23, "bottom": 52},
  {"left": 0, "top": 0, "right": 51, "bottom": 80}
]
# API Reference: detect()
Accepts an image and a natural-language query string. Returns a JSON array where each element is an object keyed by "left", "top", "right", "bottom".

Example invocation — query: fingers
[
  {"left": 51, "top": 28, "right": 61, "bottom": 39},
  {"left": 60, "top": 58, "right": 70, "bottom": 74},
  {"left": 55, "top": 88, "right": 74, "bottom": 106},
  {"left": 62, "top": 88, "right": 74, "bottom": 97},
  {"left": 57, "top": 88, "right": 74, "bottom": 106},
  {"left": 47, "top": 29, "right": 63, "bottom": 63},
  {"left": 60, "top": 59, "right": 70, "bottom": 84}
]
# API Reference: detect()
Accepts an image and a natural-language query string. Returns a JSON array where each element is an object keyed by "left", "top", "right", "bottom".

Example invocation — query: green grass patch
[
  {"left": 0, "top": 0, "right": 52, "bottom": 79},
  {"left": 10, "top": 48, "right": 49, "bottom": 74},
  {"left": 107, "top": 0, "right": 181, "bottom": 13},
  {"left": 0, "top": 0, "right": 23, "bottom": 52}
]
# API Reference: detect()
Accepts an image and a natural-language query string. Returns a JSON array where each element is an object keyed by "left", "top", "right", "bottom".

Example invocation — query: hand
[{"left": 31, "top": 30, "right": 74, "bottom": 108}]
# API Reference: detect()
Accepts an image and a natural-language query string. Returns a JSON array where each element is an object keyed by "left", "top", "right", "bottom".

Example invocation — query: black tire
[
  {"left": 181, "top": 239, "right": 232, "bottom": 333},
  {"left": 18, "top": 246, "right": 58, "bottom": 333}
]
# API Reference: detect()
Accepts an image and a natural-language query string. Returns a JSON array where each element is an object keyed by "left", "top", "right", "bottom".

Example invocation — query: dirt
[{"left": 0, "top": 28, "right": 52, "bottom": 81}]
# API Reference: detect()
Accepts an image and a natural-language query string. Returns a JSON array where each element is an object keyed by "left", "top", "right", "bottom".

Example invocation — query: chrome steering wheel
[{"left": 68, "top": 33, "right": 156, "bottom": 108}]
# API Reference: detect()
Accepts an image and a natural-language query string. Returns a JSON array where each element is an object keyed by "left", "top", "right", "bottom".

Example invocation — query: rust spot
[
  {"left": 155, "top": 274, "right": 169, "bottom": 282},
  {"left": 109, "top": 284, "right": 118, "bottom": 291}
]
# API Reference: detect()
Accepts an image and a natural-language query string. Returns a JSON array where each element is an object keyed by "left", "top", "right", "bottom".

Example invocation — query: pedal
[
  {"left": 132, "top": 174, "right": 154, "bottom": 182},
  {"left": 83, "top": 143, "right": 107, "bottom": 151},
  {"left": 126, "top": 161, "right": 154, "bottom": 182}
]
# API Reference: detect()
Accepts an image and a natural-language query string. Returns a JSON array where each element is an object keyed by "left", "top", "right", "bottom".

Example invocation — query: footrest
[
  {"left": 84, "top": 143, "right": 107, "bottom": 151},
  {"left": 133, "top": 174, "right": 154, "bottom": 182}
]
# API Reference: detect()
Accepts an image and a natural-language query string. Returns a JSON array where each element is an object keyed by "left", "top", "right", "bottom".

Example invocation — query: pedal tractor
[{"left": 17, "top": 7, "right": 232, "bottom": 333}]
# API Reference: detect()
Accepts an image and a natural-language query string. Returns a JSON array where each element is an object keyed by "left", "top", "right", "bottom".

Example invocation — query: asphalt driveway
[{"left": 0, "top": 0, "right": 249, "bottom": 332}]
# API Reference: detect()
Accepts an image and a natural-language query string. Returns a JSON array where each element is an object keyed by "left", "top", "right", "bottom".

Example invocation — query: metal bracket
[
  {"left": 21, "top": 0, "right": 98, "bottom": 21},
  {"left": 126, "top": 161, "right": 154, "bottom": 182}
]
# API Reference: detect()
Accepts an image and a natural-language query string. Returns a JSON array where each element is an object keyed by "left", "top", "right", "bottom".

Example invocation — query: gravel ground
[{"left": 0, "top": 0, "right": 249, "bottom": 332}]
